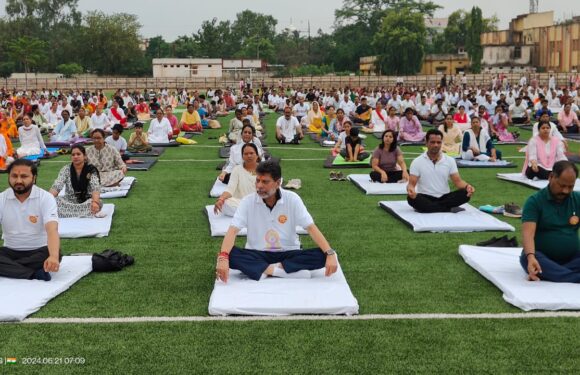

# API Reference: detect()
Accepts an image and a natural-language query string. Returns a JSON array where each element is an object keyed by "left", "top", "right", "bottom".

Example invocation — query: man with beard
[
  {"left": 0, "top": 159, "right": 60, "bottom": 281},
  {"left": 521, "top": 161, "right": 580, "bottom": 283},
  {"left": 215, "top": 160, "right": 338, "bottom": 282}
]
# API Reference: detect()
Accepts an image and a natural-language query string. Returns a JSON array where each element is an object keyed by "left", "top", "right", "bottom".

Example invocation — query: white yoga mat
[
  {"left": 209, "top": 178, "right": 228, "bottom": 198},
  {"left": 348, "top": 174, "right": 408, "bottom": 195},
  {"left": 59, "top": 204, "right": 115, "bottom": 238},
  {"left": 456, "top": 160, "right": 515, "bottom": 168},
  {"left": 497, "top": 173, "right": 580, "bottom": 191},
  {"left": 205, "top": 205, "right": 308, "bottom": 237},
  {"left": 379, "top": 201, "right": 515, "bottom": 232},
  {"left": 459, "top": 245, "right": 580, "bottom": 311},
  {"left": 59, "top": 176, "right": 136, "bottom": 199},
  {"left": 0, "top": 256, "right": 92, "bottom": 321},
  {"left": 209, "top": 260, "right": 359, "bottom": 316}
]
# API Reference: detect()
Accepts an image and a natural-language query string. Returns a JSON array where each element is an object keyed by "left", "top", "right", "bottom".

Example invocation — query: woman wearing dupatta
[
  {"left": 86, "top": 129, "right": 126, "bottom": 187},
  {"left": 50, "top": 144, "right": 103, "bottom": 218},
  {"left": 524, "top": 120, "right": 567, "bottom": 180}
]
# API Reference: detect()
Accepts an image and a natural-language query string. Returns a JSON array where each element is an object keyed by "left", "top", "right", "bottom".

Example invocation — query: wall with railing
[{"left": 2, "top": 72, "right": 577, "bottom": 92}]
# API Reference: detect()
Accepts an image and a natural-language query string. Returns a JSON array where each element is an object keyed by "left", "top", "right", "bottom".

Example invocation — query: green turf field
[{"left": 1, "top": 110, "right": 579, "bottom": 373}]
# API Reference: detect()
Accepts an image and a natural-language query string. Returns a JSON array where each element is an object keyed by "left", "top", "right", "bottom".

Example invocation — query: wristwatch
[{"left": 325, "top": 249, "right": 337, "bottom": 256}]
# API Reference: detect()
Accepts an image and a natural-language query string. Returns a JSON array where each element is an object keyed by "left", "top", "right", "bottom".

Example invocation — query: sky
[{"left": 1, "top": 0, "right": 578, "bottom": 40}]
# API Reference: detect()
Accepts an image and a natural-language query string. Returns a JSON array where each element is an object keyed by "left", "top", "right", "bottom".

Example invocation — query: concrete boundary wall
[{"left": 2, "top": 72, "right": 577, "bottom": 91}]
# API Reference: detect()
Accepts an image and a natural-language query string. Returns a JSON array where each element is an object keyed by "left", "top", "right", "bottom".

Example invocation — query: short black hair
[
  {"left": 426, "top": 129, "right": 443, "bottom": 141},
  {"left": 256, "top": 160, "right": 282, "bottom": 181},
  {"left": 350, "top": 127, "right": 359, "bottom": 137},
  {"left": 552, "top": 160, "right": 578, "bottom": 178},
  {"left": 8, "top": 158, "right": 38, "bottom": 177},
  {"left": 112, "top": 124, "right": 124, "bottom": 133},
  {"left": 134, "top": 122, "right": 144, "bottom": 128}
]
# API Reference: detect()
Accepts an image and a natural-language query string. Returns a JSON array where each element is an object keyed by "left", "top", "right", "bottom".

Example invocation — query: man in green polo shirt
[{"left": 521, "top": 160, "right": 580, "bottom": 282}]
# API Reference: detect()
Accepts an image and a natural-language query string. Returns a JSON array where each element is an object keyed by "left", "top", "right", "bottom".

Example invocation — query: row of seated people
[{"left": 1, "top": 107, "right": 578, "bottom": 286}]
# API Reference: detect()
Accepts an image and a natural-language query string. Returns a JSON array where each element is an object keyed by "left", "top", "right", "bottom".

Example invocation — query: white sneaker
[{"left": 284, "top": 179, "right": 302, "bottom": 189}]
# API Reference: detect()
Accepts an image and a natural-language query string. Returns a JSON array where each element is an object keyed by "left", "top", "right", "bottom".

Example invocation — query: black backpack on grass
[{"left": 92, "top": 250, "right": 134, "bottom": 272}]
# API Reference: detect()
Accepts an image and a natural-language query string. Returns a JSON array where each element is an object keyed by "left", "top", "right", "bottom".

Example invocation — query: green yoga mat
[{"left": 332, "top": 154, "right": 371, "bottom": 166}]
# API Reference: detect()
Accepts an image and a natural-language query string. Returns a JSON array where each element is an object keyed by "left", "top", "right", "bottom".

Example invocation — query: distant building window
[
  {"left": 514, "top": 46, "right": 522, "bottom": 59},
  {"left": 170, "top": 65, "right": 175, "bottom": 68},
  {"left": 208, "top": 65, "right": 212, "bottom": 67},
  {"left": 163, "top": 65, "right": 168, "bottom": 68}
]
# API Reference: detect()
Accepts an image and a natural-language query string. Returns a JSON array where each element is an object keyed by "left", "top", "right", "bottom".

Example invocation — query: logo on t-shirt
[
  {"left": 278, "top": 215, "right": 287, "bottom": 224},
  {"left": 29, "top": 215, "right": 38, "bottom": 224},
  {"left": 265, "top": 229, "right": 282, "bottom": 250}
]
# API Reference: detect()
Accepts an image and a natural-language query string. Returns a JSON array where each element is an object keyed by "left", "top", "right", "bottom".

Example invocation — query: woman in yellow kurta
[
  {"left": 307, "top": 101, "right": 325, "bottom": 134},
  {"left": 438, "top": 113, "right": 462, "bottom": 155}
]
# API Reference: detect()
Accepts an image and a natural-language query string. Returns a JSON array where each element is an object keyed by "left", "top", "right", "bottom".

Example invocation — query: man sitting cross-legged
[
  {"left": 276, "top": 107, "right": 303, "bottom": 144},
  {"left": 215, "top": 160, "right": 338, "bottom": 282},
  {"left": 0, "top": 159, "right": 60, "bottom": 281},
  {"left": 407, "top": 129, "right": 475, "bottom": 213},
  {"left": 521, "top": 161, "right": 580, "bottom": 283}
]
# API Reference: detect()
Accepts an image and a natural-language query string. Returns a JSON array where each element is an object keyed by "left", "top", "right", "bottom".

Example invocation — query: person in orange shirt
[
  {"left": 0, "top": 113, "right": 15, "bottom": 159},
  {"left": 1, "top": 110, "right": 18, "bottom": 139}
]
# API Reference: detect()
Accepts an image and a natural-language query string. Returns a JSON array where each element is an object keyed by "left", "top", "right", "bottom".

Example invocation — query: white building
[{"left": 152, "top": 58, "right": 265, "bottom": 78}]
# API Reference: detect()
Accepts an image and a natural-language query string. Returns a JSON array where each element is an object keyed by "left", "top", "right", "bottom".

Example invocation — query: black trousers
[
  {"left": 370, "top": 170, "right": 403, "bottom": 183},
  {"left": 525, "top": 166, "right": 551, "bottom": 180},
  {"left": 0, "top": 246, "right": 52, "bottom": 279},
  {"left": 512, "top": 117, "right": 529, "bottom": 124},
  {"left": 229, "top": 247, "right": 326, "bottom": 281},
  {"left": 340, "top": 149, "right": 370, "bottom": 161},
  {"left": 407, "top": 189, "right": 470, "bottom": 213}
]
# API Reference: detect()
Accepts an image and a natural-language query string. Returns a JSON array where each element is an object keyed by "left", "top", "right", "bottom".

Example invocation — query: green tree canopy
[
  {"left": 57, "top": 63, "right": 83, "bottom": 77},
  {"left": 373, "top": 7, "right": 427, "bottom": 75},
  {"left": 7, "top": 36, "right": 47, "bottom": 74},
  {"left": 80, "top": 11, "right": 145, "bottom": 76}
]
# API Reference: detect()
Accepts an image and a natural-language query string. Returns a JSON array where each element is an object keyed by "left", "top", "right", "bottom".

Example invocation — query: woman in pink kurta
[
  {"left": 399, "top": 108, "right": 425, "bottom": 142},
  {"left": 384, "top": 106, "right": 400, "bottom": 132},
  {"left": 491, "top": 106, "right": 515, "bottom": 142}
]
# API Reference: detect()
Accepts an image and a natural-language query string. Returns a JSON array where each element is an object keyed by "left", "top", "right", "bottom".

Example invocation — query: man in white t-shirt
[
  {"left": 90, "top": 106, "right": 112, "bottom": 133},
  {"left": 339, "top": 95, "right": 356, "bottom": 118},
  {"left": 415, "top": 96, "right": 431, "bottom": 121},
  {"left": 292, "top": 97, "right": 310, "bottom": 123},
  {"left": 215, "top": 160, "right": 338, "bottom": 282},
  {"left": 276, "top": 107, "right": 303, "bottom": 144},
  {"left": 509, "top": 97, "right": 530, "bottom": 124},
  {"left": 0, "top": 159, "right": 60, "bottom": 281},
  {"left": 105, "top": 124, "right": 128, "bottom": 156},
  {"left": 407, "top": 129, "right": 475, "bottom": 213}
]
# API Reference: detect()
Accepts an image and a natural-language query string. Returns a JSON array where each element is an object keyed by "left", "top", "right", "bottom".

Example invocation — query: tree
[
  {"left": 172, "top": 35, "right": 200, "bottom": 58},
  {"left": 194, "top": 18, "right": 235, "bottom": 57},
  {"left": 7, "top": 37, "right": 47, "bottom": 78},
  {"left": 5, "top": 0, "right": 81, "bottom": 32},
  {"left": 80, "top": 11, "right": 145, "bottom": 76},
  {"left": 0, "top": 62, "right": 15, "bottom": 87},
  {"left": 231, "top": 10, "right": 277, "bottom": 57},
  {"left": 146, "top": 36, "right": 172, "bottom": 59},
  {"left": 57, "top": 63, "right": 83, "bottom": 77},
  {"left": 373, "top": 8, "right": 426, "bottom": 75},
  {"left": 332, "top": 23, "right": 370, "bottom": 71},
  {"left": 467, "top": 7, "right": 484, "bottom": 73},
  {"left": 335, "top": 0, "right": 440, "bottom": 32}
]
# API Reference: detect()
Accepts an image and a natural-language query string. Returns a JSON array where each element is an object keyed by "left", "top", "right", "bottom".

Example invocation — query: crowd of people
[{"left": 1, "top": 73, "right": 580, "bottom": 285}]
